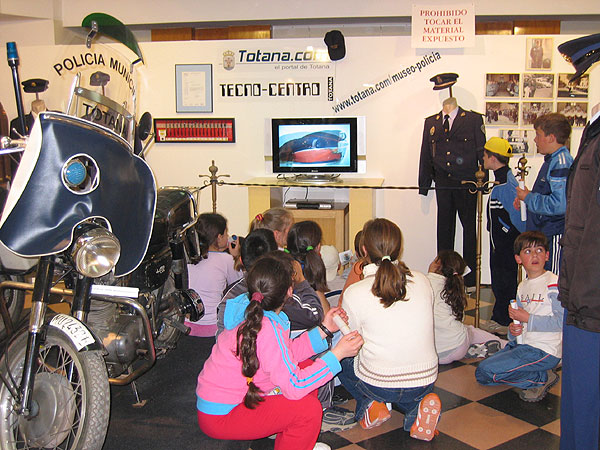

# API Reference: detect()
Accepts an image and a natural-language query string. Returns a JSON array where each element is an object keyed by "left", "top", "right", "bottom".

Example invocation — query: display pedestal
[
  {"left": 288, "top": 203, "right": 349, "bottom": 251},
  {"left": 246, "top": 177, "right": 384, "bottom": 248}
]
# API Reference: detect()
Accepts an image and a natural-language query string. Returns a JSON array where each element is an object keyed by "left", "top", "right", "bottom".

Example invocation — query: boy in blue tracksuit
[
  {"left": 515, "top": 113, "right": 573, "bottom": 274},
  {"left": 483, "top": 137, "right": 526, "bottom": 331}
]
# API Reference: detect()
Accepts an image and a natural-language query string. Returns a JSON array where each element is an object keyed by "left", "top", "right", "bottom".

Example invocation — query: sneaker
[
  {"left": 519, "top": 370, "right": 560, "bottom": 402},
  {"left": 359, "top": 401, "right": 391, "bottom": 430},
  {"left": 466, "top": 340, "right": 502, "bottom": 358},
  {"left": 480, "top": 320, "right": 509, "bottom": 336},
  {"left": 313, "top": 443, "right": 331, "bottom": 450},
  {"left": 409, "top": 393, "right": 442, "bottom": 441},
  {"left": 331, "top": 392, "right": 350, "bottom": 406},
  {"left": 321, "top": 406, "right": 357, "bottom": 432}
]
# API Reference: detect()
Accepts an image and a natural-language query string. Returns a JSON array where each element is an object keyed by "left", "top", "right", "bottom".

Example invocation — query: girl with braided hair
[
  {"left": 428, "top": 250, "right": 506, "bottom": 365},
  {"left": 196, "top": 252, "right": 363, "bottom": 450}
]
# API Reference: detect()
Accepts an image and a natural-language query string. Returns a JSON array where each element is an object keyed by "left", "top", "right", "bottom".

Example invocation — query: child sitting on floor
[
  {"left": 338, "top": 218, "right": 441, "bottom": 441},
  {"left": 475, "top": 231, "right": 563, "bottom": 402},
  {"left": 429, "top": 250, "right": 506, "bottom": 364},
  {"left": 196, "top": 253, "right": 363, "bottom": 450},
  {"left": 186, "top": 213, "right": 242, "bottom": 337}
]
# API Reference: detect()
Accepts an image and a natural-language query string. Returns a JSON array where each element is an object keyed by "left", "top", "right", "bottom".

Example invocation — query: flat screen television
[{"left": 271, "top": 117, "right": 358, "bottom": 176}]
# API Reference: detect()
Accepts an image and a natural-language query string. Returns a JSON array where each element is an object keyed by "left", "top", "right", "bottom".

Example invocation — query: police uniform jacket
[
  {"left": 418, "top": 107, "right": 486, "bottom": 195},
  {"left": 559, "top": 117, "right": 600, "bottom": 332}
]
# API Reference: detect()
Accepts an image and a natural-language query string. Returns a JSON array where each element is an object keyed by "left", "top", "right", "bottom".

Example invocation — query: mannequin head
[
  {"left": 442, "top": 97, "right": 458, "bottom": 114},
  {"left": 31, "top": 99, "right": 46, "bottom": 116}
]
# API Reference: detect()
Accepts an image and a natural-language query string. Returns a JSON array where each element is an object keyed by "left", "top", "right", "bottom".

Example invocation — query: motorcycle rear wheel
[
  {"left": 0, "top": 328, "right": 110, "bottom": 450},
  {"left": 0, "top": 274, "right": 25, "bottom": 341}
]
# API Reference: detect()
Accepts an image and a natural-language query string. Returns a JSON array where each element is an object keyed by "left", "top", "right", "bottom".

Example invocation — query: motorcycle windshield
[
  {"left": 81, "top": 13, "right": 144, "bottom": 64},
  {"left": 59, "top": 15, "right": 144, "bottom": 146}
]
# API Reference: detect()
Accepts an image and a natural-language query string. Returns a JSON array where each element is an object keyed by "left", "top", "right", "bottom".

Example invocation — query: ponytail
[
  {"left": 437, "top": 250, "right": 467, "bottom": 321},
  {"left": 195, "top": 213, "right": 227, "bottom": 260},
  {"left": 287, "top": 221, "right": 328, "bottom": 292},
  {"left": 363, "top": 219, "right": 412, "bottom": 307}
]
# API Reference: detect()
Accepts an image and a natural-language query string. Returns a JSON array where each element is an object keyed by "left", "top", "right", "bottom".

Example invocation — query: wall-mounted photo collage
[{"left": 484, "top": 71, "right": 590, "bottom": 135}]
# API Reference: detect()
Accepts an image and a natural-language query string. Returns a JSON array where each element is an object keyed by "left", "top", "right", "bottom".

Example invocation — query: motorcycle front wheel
[
  {"left": 0, "top": 274, "right": 25, "bottom": 341},
  {"left": 0, "top": 327, "right": 110, "bottom": 450}
]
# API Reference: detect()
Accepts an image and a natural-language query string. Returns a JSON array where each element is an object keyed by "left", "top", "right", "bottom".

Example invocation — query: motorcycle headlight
[{"left": 71, "top": 227, "right": 121, "bottom": 278}]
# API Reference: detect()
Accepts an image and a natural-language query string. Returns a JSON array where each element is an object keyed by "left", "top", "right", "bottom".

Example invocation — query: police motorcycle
[{"left": 0, "top": 14, "right": 203, "bottom": 449}]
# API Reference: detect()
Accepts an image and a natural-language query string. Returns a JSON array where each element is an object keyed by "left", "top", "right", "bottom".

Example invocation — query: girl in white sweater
[
  {"left": 429, "top": 250, "right": 506, "bottom": 364},
  {"left": 337, "top": 218, "right": 441, "bottom": 441}
]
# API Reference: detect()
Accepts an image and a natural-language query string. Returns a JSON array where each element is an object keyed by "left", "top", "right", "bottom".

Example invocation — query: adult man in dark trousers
[
  {"left": 557, "top": 33, "right": 600, "bottom": 450},
  {"left": 419, "top": 92, "right": 486, "bottom": 288}
]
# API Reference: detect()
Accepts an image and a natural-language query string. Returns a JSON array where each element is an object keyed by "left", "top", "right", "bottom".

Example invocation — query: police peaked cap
[
  {"left": 558, "top": 33, "right": 600, "bottom": 81},
  {"left": 430, "top": 73, "right": 459, "bottom": 90},
  {"left": 22, "top": 78, "right": 49, "bottom": 94},
  {"left": 90, "top": 71, "right": 111, "bottom": 87},
  {"left": 324, "top": 30, "right": 346, "bottom": 61}
]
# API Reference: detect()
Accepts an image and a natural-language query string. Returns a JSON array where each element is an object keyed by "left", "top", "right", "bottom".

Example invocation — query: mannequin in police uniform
[{"left": 419, "top": 74, "right": 486, "bottom": 287}]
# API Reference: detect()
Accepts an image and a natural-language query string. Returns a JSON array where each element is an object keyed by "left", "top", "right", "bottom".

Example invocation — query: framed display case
[{"left": 154, "top": 118, "right": 235, "bottom": 143}]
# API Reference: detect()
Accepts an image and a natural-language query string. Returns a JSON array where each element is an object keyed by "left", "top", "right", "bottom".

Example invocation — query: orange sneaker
[
  {"left": 359, "top": 401, "right": 391, "bottom": 429},
  {"left": 409, "top": 393, "right": 441, "bottom": 441}
]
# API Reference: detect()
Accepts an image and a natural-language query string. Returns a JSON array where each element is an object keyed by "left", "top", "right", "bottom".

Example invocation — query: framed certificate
[{"left": 175, "top": 64, "right": 213, "bottom": 113}]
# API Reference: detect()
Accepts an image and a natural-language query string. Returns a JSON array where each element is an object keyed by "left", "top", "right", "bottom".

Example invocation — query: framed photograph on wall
[
  {"left": 175, "top": 64, "right": 213, "bottom": 113},
  {"left": 557, "top": 73, "right": 589, "bottom": 98},
  {"left": 522, "top": 73, "right": 555, "bottom": 99},
  {"left": 522, "top": 101, "right": 554, "bottom": 126},
  {"left": 556, "top": 102, "right": 588, "bottom": 128},
  {"left": 526, "top": 37, "right": 553, "bottom": 71},
  {"left": 485, "top": 102, "right": 519, "bottom": 126},
  {"left": 485, "top": 73, "right": 520, "bottom": 97},
  {"left": 498, "top": 129, "right": 535, "bottom": 155}
]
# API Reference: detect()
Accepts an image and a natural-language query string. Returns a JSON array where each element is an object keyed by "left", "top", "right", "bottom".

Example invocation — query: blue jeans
[
  {"left": 337, "top": 357, "right": 434, "bottom": 431},
  {"left": 475, "top": 340, "right": 560, "bottom": 389}
]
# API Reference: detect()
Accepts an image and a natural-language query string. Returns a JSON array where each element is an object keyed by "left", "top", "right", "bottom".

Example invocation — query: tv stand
[
  {"left": 278, "top": 174, "right": 342, "bottom": 184},
  {"left": 246, "top": 177, "right": 384, "bottom": 246}
]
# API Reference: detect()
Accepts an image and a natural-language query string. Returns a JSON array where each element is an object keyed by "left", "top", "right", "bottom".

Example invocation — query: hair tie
[
  {"left": 453, "top": 271, "right": 458, "bottom": 276},
  {"left": 246, "top": 376, "right": 253, "bottom": 385},
  {"left": 255, "top": 213, "right": 263, "bottom": 222},
  {"left": 251, "top": 292, "right": 264, "bottom": 303},
  {"left": 306, "top": 246, "right": 314, "bottom": 251},
  {"left": 381, "top": 255, "right": 391, "bottom": 261}
]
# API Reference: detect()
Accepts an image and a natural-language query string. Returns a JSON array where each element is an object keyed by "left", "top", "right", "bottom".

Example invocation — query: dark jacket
[
  {"left": 487, "top": 165, "right": 526, "bottom": 255},
  {"left": 216, "top": 278, "right": 323, "bottom": 336},
  {"left": 418, "top": 107, "right": 486, "bottom": 195},
  {"left": 559, "top": 118, "right": 600, "bottom": 332}
]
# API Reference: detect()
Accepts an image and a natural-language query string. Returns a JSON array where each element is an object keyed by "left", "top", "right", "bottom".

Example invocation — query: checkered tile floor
[
  {"left": 101, "top": 286, "right": 561, "bottom": 450},
  {"left": 250, "top": 289, "right": 562, "bottom": 450}
]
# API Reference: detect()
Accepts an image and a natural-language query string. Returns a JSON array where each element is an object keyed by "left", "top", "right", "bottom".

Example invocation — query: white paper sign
[{"left": 412, "top": 4, "right": 475, "bottom": 48}]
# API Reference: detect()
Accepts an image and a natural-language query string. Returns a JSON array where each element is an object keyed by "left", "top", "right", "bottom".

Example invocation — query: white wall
[{"left": 0, "top": 34, "right": 596, "bottom": 279}]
